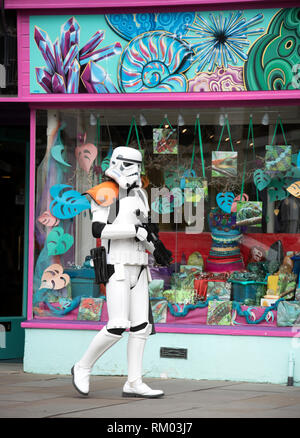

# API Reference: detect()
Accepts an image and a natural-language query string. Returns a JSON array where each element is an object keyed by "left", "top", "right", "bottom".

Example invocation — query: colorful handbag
[
  {"left": 206, "top": 280, "right": 231, "bottom": 301},
  {"left": 277, "top": 301, "right": 300, "bottom": 327},
  {"left": 212, "top": 117, "right": 237, "bottom": 178},
  {"left": 180, "top": 117, "right": 208, "bottom": 202},
  {"left": 162, "top": 288, "right": 196, "bottom": 304},
  {"left": 207, "top": 300, "right": 232, "bottom": 325},
  {"left": 126, "top": 116, "right": 145, "bottom": 174},
  {"left": 236, "top": 116, "right": 262, "bottom": 228},
  {"left": 77, "top": 297, "right": 104, "bottom": 321},
  {"left": 153, "top": 115, "right": 177, "bottom": 154},
  {"left": 150, "top": 299, "right": 168, "bottom": 323}
]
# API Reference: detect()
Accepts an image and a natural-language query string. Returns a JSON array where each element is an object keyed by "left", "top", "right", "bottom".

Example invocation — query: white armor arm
[
  {"left": 144, "top": 240, "right": 155, "bottom": 254},
  {"left": 101, "top": 224, "right": 146, "bottom": 241}
]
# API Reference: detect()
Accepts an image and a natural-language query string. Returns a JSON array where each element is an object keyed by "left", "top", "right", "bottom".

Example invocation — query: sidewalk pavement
[{"left": 0, "top": 361, "right": 299, "bottom": 419}]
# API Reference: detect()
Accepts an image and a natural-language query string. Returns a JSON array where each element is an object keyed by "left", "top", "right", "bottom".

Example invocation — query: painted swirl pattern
[
  {"left": 118, "top": 31, "right": 194, "bottom": 93},
  {"left": 244, "top": 8, "right": 300, "bottom": 90},
  {"left": 189, "top": 66, "right": 245, "bottom": 92},
  {"left": 105, "top": 12, "right": 195, "bottom": 41}
]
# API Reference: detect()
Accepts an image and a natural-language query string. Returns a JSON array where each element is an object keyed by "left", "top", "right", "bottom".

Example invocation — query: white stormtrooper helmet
[{"left": 105, "top": 146, "right": 143, "bottom": 189}]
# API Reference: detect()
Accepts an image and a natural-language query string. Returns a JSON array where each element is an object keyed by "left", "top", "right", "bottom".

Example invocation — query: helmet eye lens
[{"left": 123, "top": 162, "right": 134, "bottom": 167}]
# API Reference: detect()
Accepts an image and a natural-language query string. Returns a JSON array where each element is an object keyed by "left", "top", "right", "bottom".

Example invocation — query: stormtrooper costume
[{"left": 72, "top": 146, "right": 164, "bottom": 398}]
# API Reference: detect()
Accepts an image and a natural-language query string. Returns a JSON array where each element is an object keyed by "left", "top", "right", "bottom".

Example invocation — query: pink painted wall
[
  {"left": 17, "top": 12, "right": 30, "bottom": 99},
  {"left": 6, "top": 0, "right": 300, "bottom": 11}
]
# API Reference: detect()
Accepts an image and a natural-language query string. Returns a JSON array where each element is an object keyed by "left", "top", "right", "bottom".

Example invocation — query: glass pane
[{"left": 33, "top": 105, "right": 300, "bottom": 324}]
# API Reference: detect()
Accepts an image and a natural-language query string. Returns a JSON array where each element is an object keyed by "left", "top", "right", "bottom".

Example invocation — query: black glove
[{"left": 153, "top": 243, "right": 173, "bottom": 266}]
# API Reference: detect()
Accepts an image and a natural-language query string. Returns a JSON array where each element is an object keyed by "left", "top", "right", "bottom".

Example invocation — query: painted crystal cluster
[{"left": 34, "top": 17, "right": 122, "bottom": 93}]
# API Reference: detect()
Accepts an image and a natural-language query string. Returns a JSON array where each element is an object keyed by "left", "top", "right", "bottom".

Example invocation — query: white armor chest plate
[
  {"left": 115, "top": 190, "right": 148, "bottom": 226},
  {"left": 106, "top": 188, "right": 150, "bottom": 265}
]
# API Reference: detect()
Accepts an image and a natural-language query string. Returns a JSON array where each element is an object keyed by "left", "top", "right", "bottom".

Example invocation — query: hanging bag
[
  {"left": 265, "top": 116, "right": 292, "bottom": 176},
  {"left": 126, "top": 116, "right": 146, "bottom": 175},
  {"left": 236, "top": 117, "right": 262, "bottom": 227},
  {"left": 212, "top": 117, "right": 237, "bottom": 178},
  {"left": 153, "top": 115, "right": 178, "bottom": 155},
  {"left": 180, "top": 117, "right": 208, "bottom": 202},
  {"left": 236, "top": 116, "right": 263, "bottom": 228}
]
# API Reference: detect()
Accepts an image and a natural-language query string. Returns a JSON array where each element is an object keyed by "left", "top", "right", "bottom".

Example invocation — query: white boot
[
  {"left": 72, "top": 326, "right": 121, "bottom": 396},
  {"left": 122, "top": 324, "right": 164, "bottom": 398}
]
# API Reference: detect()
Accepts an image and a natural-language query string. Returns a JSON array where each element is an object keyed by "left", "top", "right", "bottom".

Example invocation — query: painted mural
[{"left": 29, "top": 8, "right": 300, "bottom": 94}]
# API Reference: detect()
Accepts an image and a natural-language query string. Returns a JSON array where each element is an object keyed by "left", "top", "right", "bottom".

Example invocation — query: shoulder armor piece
[{"left": 84, "top": 181, "right": 119, "bottom": 206}]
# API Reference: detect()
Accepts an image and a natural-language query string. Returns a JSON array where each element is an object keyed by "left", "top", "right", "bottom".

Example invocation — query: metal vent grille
[{"left": 160, "top": 347, "right": 187, "bottom": 359}]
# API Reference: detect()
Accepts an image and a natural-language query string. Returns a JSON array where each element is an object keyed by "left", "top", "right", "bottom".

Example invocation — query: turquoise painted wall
[
  {"left": 29, "top": 8, "right": 300, "bottom": 94},
  {"left": 23, "top": 329, "right": 300, "bottom": 386}
]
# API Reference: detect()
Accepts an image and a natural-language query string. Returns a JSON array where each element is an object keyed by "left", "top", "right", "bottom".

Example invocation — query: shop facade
[{"left": 5, "top": 0, "right": 300, "bottom": 383}]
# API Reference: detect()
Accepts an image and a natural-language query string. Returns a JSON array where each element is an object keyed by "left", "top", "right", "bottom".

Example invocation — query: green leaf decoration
[
  {"left": 46, "top": 226, "right": 74, "bottom": 256},
  {"left": 51, "top": 143, "right": 71, "bottom": 167},
  {"left": 285, "top": 154, "right": 300, "bottom": 179},
  {"left": 216, "top": 192, "right": 235, "bottom": 213},
  {"left": 253, "top": 169, "right": 271, "bottom": 191},
  {"left": 101, "top": 155, "right": 111, "bottom": 172},
  {"left": 50, "top": 184, "right": 90, "bottom": 220}
]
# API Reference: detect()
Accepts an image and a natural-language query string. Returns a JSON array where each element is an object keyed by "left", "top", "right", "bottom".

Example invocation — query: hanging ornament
[
  {"left": 50, "top": 184, "right": 90, "bottom": 219},
  {"left": 268, "top": 186, "right": 288, "bottom": 202},
  {"left": 51, "top": 143, "right": 71, "bottom": 167},
  {"left": 231, "top": 193, "right": 249, "bottom": 213},
  {"left": 253, "top": 169, "right": 271, "bottom": 191},
  {"left": 286, "top": 181, "right": 300, "bottom": 198},
  {"left": 141, "top": 174, "right": 150, "bottom": 189},
  {"left": 51, "top": 123, "right": 71, "bottom": 167},
  {"left": 216, "top": 192, "right": 235, "bottom": 213},
  {"left": 285, "top": 153, "right": 300, "bottom": 179},
  {"left": 296, "top": 151, "right": 300, "bottom": 168},
  {"left": 40, "top": 264, "right": 70, "bottom": 290},
  {"left": 38, "top": 211, "right": 60, "bottom": 227},
  {"left": 75, "top": 137, "right": 98, "bottom": 173},
  {"left": 46, "top": 227, "right": 74, "bottom": 256},
  {"left": 101, "top": 144, "right": 113, "bottom": 172}
]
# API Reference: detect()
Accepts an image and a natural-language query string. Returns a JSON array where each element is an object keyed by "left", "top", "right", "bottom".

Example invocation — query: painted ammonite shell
[{"left": 118, "top": 31, "right": 194, "bottom": 93}]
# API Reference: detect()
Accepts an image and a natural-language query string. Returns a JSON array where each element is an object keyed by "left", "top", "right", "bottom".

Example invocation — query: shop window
[{"left": 32, "top": 106, "right": 300, "bottom": 329}]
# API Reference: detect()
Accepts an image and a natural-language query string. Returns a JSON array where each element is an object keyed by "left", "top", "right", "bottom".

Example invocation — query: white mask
[{"left": 105, "top": 146, "right": 142, "bottom": 189}]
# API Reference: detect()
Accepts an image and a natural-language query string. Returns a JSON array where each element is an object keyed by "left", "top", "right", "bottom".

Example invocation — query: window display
[{"left": 31, "top": 105, "right": 300, "bottom": 330}]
